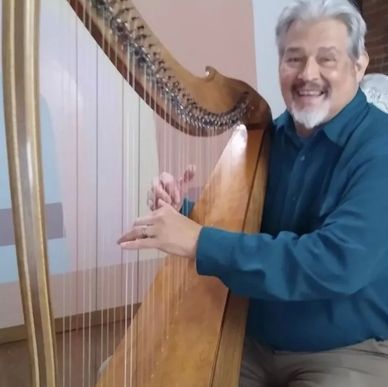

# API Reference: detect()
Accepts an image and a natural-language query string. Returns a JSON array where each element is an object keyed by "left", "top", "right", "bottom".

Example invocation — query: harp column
[{"left": 2, "top": 1, "right": 57, "bottom": 386}]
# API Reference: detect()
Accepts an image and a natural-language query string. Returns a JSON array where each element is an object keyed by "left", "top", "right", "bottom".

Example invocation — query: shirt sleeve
[
  {"left": 180, "top": 198, "right": 194, "bottom": 217},
  {"left": 196, "top": 153, "right": 388, "bottom": 301}
]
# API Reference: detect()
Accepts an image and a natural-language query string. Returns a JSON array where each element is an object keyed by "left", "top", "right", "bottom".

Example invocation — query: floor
[{"left": 0, "top": 320, "right": 125, "bottom": 387}]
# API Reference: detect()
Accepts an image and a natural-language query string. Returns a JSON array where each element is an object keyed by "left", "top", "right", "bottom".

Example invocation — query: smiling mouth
[{"left": 295, "top": 89, "right": 326, "bottom": 97}]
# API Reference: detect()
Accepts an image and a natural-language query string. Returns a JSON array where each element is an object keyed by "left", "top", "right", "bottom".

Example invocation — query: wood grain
[
  {"left": 96, "top": 127, "right": 270, "bottom": 387},
  {"left": 69, "top": 0, "right": 271, "bottom": 135}
]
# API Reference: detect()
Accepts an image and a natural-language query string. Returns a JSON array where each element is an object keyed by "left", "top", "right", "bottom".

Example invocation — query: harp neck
[{"left": 70, "top": 0, "right": 271, "bottom": 135}]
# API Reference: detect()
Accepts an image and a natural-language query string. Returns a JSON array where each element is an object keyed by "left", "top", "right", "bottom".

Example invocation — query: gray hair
[{"left": 276, "top": 0, "right": 367, "bottom": 59}]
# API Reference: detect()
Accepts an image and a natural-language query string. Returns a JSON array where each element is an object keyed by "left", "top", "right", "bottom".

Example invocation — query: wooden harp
[{"left": 1, "top": 0, "right": 271, "bottom": 386}]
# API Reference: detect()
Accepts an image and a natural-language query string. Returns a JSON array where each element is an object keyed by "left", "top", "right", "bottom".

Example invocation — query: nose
[{"left": 298, "top": 57, "right": 320, "bottom": 82}]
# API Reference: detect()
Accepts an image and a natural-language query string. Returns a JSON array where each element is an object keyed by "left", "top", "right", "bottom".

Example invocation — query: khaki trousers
[{"left": 239, "top": 337, "right": 388, "bottom": 387}]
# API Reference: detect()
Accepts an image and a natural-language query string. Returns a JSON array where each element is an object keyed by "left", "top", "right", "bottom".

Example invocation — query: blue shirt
[{"left": 195, "top": 89, "right": 388, "bottom": 351}]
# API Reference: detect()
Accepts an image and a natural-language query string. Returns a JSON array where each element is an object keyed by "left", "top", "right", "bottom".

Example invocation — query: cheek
[
  {"left": 322, "top": 64, "right": 354, "bottom": 90},
  {"left": 279, "top": 70, "right": 295, "bottom": 96},
  {"left": 322, "top": 72, "right": 349, "bottom": 98}
]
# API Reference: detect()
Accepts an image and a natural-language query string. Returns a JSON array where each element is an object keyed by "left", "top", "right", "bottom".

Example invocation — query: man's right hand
[{"left": 147, "top": 165, "right": 196, "bottom": 211}]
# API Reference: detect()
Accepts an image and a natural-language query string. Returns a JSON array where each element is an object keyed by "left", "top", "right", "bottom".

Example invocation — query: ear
[{"left": 355, "top": 51, "right": 369, "bottom": 83}]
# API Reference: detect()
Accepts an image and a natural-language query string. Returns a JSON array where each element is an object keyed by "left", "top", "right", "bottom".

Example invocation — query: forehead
[{"left": 282, "top": 18, "right": 349, "bottom": 52}]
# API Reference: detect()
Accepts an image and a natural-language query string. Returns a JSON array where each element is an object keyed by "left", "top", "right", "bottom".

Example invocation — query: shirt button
[{"left": 300, "top": 155, "right": 306, "bottom": 162}]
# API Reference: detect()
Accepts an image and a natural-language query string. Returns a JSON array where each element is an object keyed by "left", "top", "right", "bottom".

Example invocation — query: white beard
[{"left": 290, "top": 101, "right": 330, "bottom": 130}]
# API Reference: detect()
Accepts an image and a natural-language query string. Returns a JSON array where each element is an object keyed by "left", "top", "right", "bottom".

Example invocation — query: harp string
[
  {"left": 122, "top": 45, "right": 129, "bottom": 387},
  {"left": 88, "top": 0, "right": 97, "bottom": 382},
  {"left": 81, "top": 2, "right": 87, "bottom": 385},
  {"left": 130, "top": 35, "right": 137, "bottom": 387},
  {"left": 98, "top": 9, "right": 104, "bottom": 382},
  {"left": 97, "top": 17, "right": 103, "bottom": 386},
  {"left": 166, "top": 97, "right": 171, "bottom": 346},
  {"left": 70, "top": 0, "right": 77, "bottom": 384},
  {"left": 61, "top": 3, "right": 68, "bottom": 385},
  {"left": 117, "top": 22, "right": 123, "bottom": 385},
  {"left": 162, "top": 95, "right": 169, "bottom": 353},
  {"left": 120, "top": 25, "right": 127, "bottom": 387},
  {"left": 63, "top": 1, "right": 235, "bottom": 384},
  {"left": 142, "top": 60, "right": 147, "bottom": 387},
  {"left": 112, "top": 7, "right": 120, "bottom": 386},
  {"left": 104, "top": 6, "right": 110, "bottom": 378},
  {"left": 150, "top": 69, "right": 155, "bottom": 383},
  {"left": 102, "top": 1, "right": 110, "bottom": 380},
  {"left": 118, "top": 32, "right": 130, "bottom": 379},
  {"left": 88, "top": 0, "right": 94, "bottom": 378},
  {"left": 1, "top": 0, "right": 263, "bottom": 384},
  {"left": 150, "top": 59, "right": 157, "bottom": 383},
  {"left": 148, "top": 60, "right": 153, "bottom": 384}
]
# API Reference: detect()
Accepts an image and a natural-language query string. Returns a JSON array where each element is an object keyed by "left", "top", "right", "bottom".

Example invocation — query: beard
[
  {"left": 289, "top": 80, "right": 331, "bottom": 130},
  {"left": 290, "top": 100, "right": 331, "bottom": 130}
]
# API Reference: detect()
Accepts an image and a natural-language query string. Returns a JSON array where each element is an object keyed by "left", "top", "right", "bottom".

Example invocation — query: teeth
[{"left": 297, "top": 90, "right": 323, "bottom": 96}]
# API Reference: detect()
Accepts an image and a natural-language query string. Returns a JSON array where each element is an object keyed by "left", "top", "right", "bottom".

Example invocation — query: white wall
[
  {"left": 1, "top": 0, "right": 293, "bottom": 329},
  {"left": 253, "top": 0, "right": 293, "bottom": 118},
  {"left": 1, "top": 0, "right": 261, "bottom": 329}
]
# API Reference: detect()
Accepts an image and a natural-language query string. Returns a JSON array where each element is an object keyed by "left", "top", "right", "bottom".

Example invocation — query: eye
[
  {"left": 320, "top": 56, "right": 336, "bottom": 64},
  {"left": 286, "top": 57, "right": 302, "bottom": 63}
]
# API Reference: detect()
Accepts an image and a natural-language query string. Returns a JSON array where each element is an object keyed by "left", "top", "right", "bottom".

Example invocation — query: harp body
[{"left": 1, "top": 1, "right": 271, "bottom": 386}]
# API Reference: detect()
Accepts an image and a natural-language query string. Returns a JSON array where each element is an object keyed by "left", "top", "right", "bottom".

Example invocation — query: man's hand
[
  {"left": 147, "top": 165, "right": 196, "bottom": 211},
  {"left": 117, "top": 200, "right": 202, "bottom": 258}
]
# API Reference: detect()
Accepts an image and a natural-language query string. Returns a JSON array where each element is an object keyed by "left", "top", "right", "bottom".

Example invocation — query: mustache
[{"left": 292, "top": 81, "right": 328, "bottom": 92}]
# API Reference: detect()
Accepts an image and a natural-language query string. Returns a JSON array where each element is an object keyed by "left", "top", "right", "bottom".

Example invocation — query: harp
[{"left": 1, "top": 0, "right": 271, "bottom": 386}]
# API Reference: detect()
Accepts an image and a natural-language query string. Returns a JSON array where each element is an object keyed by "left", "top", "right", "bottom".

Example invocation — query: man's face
[{"left": 279, "top": 18, "right": 368, "bottom": 130}]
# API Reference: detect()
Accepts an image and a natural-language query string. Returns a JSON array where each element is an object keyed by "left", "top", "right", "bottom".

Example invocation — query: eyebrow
[
  {"left": 284, "top": 46, "right": 340, "bottom": 54},
  {"left": 318, "top": 46, "right": 340, "bottom": 54},
  {"left": 284, "top": 47, "right": 304, "bottom": 54}
]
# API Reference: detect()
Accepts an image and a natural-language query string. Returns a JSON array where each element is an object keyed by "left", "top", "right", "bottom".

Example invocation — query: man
[{"left": 118, "top": 0, "right": 388, "bottom": 385}]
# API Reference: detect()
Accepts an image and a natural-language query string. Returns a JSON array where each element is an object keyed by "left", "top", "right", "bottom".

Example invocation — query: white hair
[
  {"left": 291, "top": 102, "right": 331, "bottom": 129},
  {"left": 276, "top": 0, "right": 367, "bottom": 60}
]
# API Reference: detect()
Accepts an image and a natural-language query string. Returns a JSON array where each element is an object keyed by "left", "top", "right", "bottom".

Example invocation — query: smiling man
[
  {"left": 119, "top": 0, "right": 388, "bottom": 386},
  {"left": 278, "top": 10, "right": 368, "bottom": 138}
]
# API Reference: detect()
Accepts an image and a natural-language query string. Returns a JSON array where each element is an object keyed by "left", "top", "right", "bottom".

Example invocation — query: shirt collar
[
  {"left": 320, "top": 88, "right": 369, "bottom": 147},
  {"left": 276, "top": 88, "right": 369, "bottom": 148},
  {"left": 274, "top": 111, "right": 309, "bottom": 148}
]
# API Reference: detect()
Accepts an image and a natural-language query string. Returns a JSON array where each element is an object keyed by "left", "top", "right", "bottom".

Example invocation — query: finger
[
  {"left": 147, "top": 190, "right": 160, "bottom": 210},
  {"left": 117, "top": 225, "right": 156, "bottom": 244},
  {"left": 120, "top": 237, "right": 157, "bottom": 250},
  {"left": 178, "top": 164, "right": 196, "bottom": 187},
  {"left": 164, "top": 165, "right": 196, "bottom": 207},
  {"left": 157, "top": 198, "right": 174, "bottom": 210},
  {"left": 159, "top": 173, "right": 179, "bottom": 204},
  {"left": 132, "top": 214, "right": 155, "bottom": 227},
  {"left": 159, "top": 171, "right": 175, "bottom": 187},
  {"left": 117, "top": 229, "right": 138, "bottom": 244},
  {"left": 176, "top": 165, "right": 196, "bottom": 204},
  {"left": 172, "top": 186, "right": 180, "bottom": 209},
  {"left": 147, "top": 197, "right": 155, "bottom": 210},
  {"left": 150, "top": 180, "right": 172, "bottom": 205}
]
